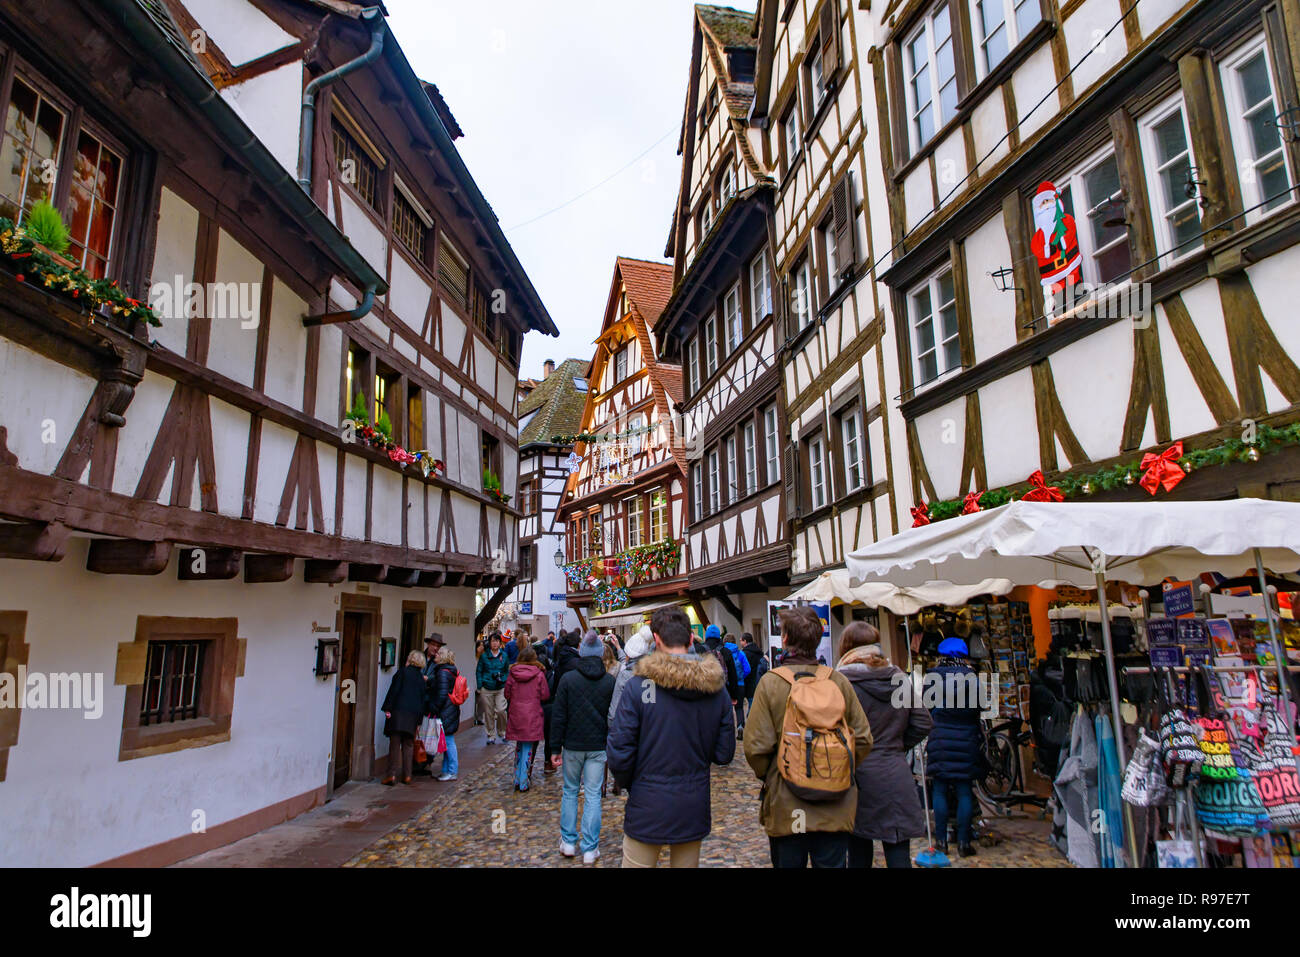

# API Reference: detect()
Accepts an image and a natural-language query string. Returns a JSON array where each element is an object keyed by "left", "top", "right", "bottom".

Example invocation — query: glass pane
[
  {"left": 1237, "top": 52, "right": 1271, "bottom": 110},
  {"left": 1153, "top": 111, "right": 1187, "bottom": 165},
  {"left": 940, "top": 301, "right": 959, "bottom": 344},
  {"left": 67, "top": 183, "right": 92, "bottom": 246},
  {"left": 915, "top": 314, "right": 936, "bottom": 354},
  {"left": 937, "top": 269, "right": 955, "bottom": 306},
  {"left": 933, "top": 5, "right": 951, "bottom": 44},
  {"left": 34, "top": 100, "right": 64, "bottom": 166},
  {"left": 920, "top": 352, "right": 939, "bottom": 383},
  {"left": 913, "top": 63, "right": 932, "bottom": 110},
  {"left": 979, "top": 0, "right": 1006, "bottom": 36},
  {"left": 1095, "top": 240, "right": 1130, "bottom": 284},
  {"left": 1260, "top": 155, "right": 1289, "bottom": 211},
  {"left": 1247, "top": 105, "right": 1282, "bottom": 162},
  {"left": 74, "top": 131, "right": 98, "bottom": 195},
  {"left": 916, "top": 101, "right": 935, "bottom": 146},
  {"left": 0, "top": 139, "right": 26, "bottom": 216},
  {"left": 1169, "top": 201, "right": 1201, "bottom": 250},
  {"left": 1014, "top": 0, "right": 1040, "bottom": 39},
  {"left": 939, "top": 76, "right": 958, "bottom": 124},
  {"left": 983, "top": 25, "right": 1009, "bottom": 72},
  {"left": 98, "top": 147, "right": 121, "bottom": 204},
  {"left": 943, "top": 337, "right": 961, "bottom": 373},
  {"left": 1159, "top": 153, "right": 1191, "bottom": 211}
]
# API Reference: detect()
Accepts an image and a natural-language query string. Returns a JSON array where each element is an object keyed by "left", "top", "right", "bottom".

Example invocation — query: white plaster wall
[
  {"left": 252, "top": 420, "right": 298, "bottom": 526},
  {"left": 0, "top": 340, "right": 96, "bottom": 476},
  {"left": 933, "top": 129, "right": 967, "bottom": 206},
  {"left": 317, "top": 444, "right": 338, "bottom": 536},
  {"left": 1049, "top": 321, "right": 1136, "bottom": 461},
  {"left": 183, "top": 0, "right": 296, "bottom": 66},
  {"left": 1154, "top": 303, "right": 1221, "bottom": 441},
  {"left": 316, "top": 324, "right": 344, "bottom": 424},
  {"left": 1137, "top": 0, "right": 1194, "bottom": 38},
  {"left": 963, "top": 215, "right": 1018, "bottom": 364},
  {"left": 970, "top": 92, "right": 1010, "bottom": 176},
  {"left": 1011, "top": 44, "right": 1060, "bottom": 143},
  {"left": 263, "top": 280, "right": 308, "bottom": 412},
  {"left": 388, "top": 254, "right": 428, "bottom": 333},
  {"left": 205, "top": 231, "right": 263, "bottom": 388},
  {"left": 342, "top": 454, "right": 368, "bottom": 540},
  {"left": 148, "top": 187, "right": 198, "bottom": 357},
  {"left": 903, "top": 163, "right": 933, "bottom": 232},
  {"left": 914, "top": 398, "right": 966, "bottom": 500},
  {"left": 210, "top": 397, "right": 251, "bottom": 519},
  {"left": 1245, "top": 250, "right": 1300, "bottom": 413},
  {"left": 111, "top": 371, "right": 174, "bottom": 499},
  {"left": 220, "top": 62, "right": 302, "bottom": 176},
  {"left": 370, "top": 468, "right": 403, "bottom": 546},
  {"left": 977, "top": 367, "right": 1042, "bottom": 487},
  {"left": 1063, "top": 0, "right": 1126, "bottom": 96},
  {"left": 339, "top": 194, "right": 388, "bottom": 278}
]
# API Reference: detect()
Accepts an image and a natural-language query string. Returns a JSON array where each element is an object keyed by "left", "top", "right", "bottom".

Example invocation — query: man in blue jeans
[{"left": 552, "top": 632, "right": 615, "bottom": 864}]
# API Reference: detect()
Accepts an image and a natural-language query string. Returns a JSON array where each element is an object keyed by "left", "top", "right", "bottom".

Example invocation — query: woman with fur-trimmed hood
[{"left": 606, "top": 608, "right": 735, "bottom": 867}]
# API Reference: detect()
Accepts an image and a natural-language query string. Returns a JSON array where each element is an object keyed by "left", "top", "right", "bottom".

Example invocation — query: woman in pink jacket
[{"left": 504, "top": 645, "right": 550, "bottom": 791}]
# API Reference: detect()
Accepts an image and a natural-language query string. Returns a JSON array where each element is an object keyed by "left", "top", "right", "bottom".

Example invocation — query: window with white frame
[
  {"left": 809, "top": 434, "right": 827, "bottom": 510},
  {"left": 781, "top": 98, "right": 801, "bottom": 171},
  {"left": 841, "top": 408, "right": 866, "bottom": 493},
  {"left": 750, "top": 250, "right": 772, "bottom": 320},
  {"left": 629, "top": 412, "right": 646, "bottom": 455},
  {"left": 704, "top": 313, "right": 718, "bottom": 376},
  {"left": 904, "top": 4, "right": 958, "bottom": 153},
  {"left": 809, "top": 37, "right": 827, "bottom": 109},
  {"left": 909, "top": 265, "right": 961, "bottom": 386},
  {"left": 708, "top": 449, "right": 721, "bottom": 513},
  {"left": 626, "top": 494, "right": 644, "bottom": 548},
  {"left": 764, "top": 405, "right": 779, "bottom": 483},
  {"left": 820, "top": 215, "right": 839, "bottom": 294},
  {"left": 971, "top": 0, "right": 1041, "bottom": 78},
  {"left": 1221, "top": 36, "right": 1293, "bottom": 220},
  {"left": 725, "top": 435, "right": 738, "bottom": 505},
  {"left": 1054, "top": 148, "right": 1131, "bottom": 285},
  {"left": 792, "top": 254, "right": 814, "bottom": 330},
  {"left": 1140, "top": 96, "right": 1201, "bottom": 267},
  {"left": 688, "top": 336, "right": 700, "bottom": 394},
  {"left": 650, "top": 489, "right": 669, "bottom": 542},
  {"left": 724, "top": 282, "right": 743, "bottom": 350},
  {"left": 720, "top": 164, "right": 737, "bottom": 204},
  {"left": 692, "top": 463, "right": 704, "bottom": 522},
  {"left": 614, "top": 346, "right": 629, "bottom": 383},
  {"left": 743, "top": 421, "right": 757, "bottom": 498}
]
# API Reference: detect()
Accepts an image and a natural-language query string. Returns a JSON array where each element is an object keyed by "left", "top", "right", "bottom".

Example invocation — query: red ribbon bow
[
  {"left": 962, "top": 491, "right": 983, "bottom": 515},
  {"left": 1140, "top": 441, "right": 1186, "bottom": 495},
  {"left": 910, "top": 504, "right": 931, "bottom": 527},
  {"left": 1020, "top": 470, "right": 1064, "bottom": 503}
]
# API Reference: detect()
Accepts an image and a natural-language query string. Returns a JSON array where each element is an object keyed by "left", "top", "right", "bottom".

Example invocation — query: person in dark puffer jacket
[
  {"left": 607, "top": 606, "right": 734, "bottom": 868},
  {"left": 552, "top": 632, "right": 615, "bottom": 863},
  {"left": 429, "top": 646, "right": 462, "bottom": 781},
  {"left": 545, "top": 629, "right": 584, "bottom": 771},
  {"left": 925, "top": 637, "right": 986, "bottom": 858}
]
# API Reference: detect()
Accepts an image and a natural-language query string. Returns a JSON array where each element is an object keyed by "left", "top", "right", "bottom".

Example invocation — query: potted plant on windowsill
[
  {"left": 23, "top": 200, "right": 75, "bottom": 268},
  {"left": 482, "top": 467, "right": 511, "bottom": 505}
]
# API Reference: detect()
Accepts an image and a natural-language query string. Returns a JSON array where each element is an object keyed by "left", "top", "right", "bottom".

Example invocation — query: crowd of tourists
[{"left": 378, "top": 606, "right": 991, "bottom": 867}]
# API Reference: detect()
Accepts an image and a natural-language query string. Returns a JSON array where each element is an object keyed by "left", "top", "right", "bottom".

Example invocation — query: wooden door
[{"left": 334, "top": 612, "right": 363, "bottom": 788}]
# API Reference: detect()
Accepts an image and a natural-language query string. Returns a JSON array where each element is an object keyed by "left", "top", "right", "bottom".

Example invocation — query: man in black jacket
[
  {"left": 607, "top": 606, "right": 734, "bottom": 868},
  {"left": 553, "top": 632, "right": 615, "bottom": 864}
]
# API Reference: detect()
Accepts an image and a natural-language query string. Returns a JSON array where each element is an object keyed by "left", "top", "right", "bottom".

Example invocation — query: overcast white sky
[{"left": 385, "top": 0, "right": 757, "bottom": 378}]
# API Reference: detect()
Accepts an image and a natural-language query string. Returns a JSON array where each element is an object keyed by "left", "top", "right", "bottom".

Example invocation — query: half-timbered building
[
  {"left": 558, "top": 258, "right": 691, "bottom": 631},
  {"left": 0, "top": 0, "right": 554, "bottom": 865},
  {"left": 872, "top": 0, "right": 1300, "bottom": 524},
  {"left": 498, "top": 358, "right": 589, "bottom": 639},
  {"left": 656, "top": 5, "right": 792, "bottom": 646},
  {"left": 748, "top": 0, "right": 912, "bottom": 653}
]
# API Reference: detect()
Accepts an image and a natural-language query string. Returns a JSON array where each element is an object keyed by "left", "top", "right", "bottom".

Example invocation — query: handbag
[
  {"left": 1233, "top": 679, "right": 1300, "bottom": 828},
  {"left": 435, "top": 717, "right": 447, "bottom": 755},
  {"left": 418, "top": 716, "right": 440, "bottom": 753},
  {"left": 414, "top": 739, "right": 428, "bottom": 764},
  {"left": 1122, "top": 729, "right": 1171, "bottom": 807},
  {"left": 1155, "top": 670, "right": 1203, "bottom": 787},
  {"left": 1190, "top": 668, "right": 1270, "bottom": 835}
]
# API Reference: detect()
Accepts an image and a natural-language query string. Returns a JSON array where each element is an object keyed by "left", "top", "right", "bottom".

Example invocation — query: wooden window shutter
[
  {"left": 832, "top": 174, "right": 856, "bottom": 276},
  {"left": 820, "top": 1, "right": 840, "bottom": 80},
  {"left": 783, "top": 443, "right": 801, "bottom": 518}
]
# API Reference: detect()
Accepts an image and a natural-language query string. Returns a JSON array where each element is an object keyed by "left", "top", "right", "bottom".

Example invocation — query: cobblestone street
[{"left": 346, "top": 736, "right": 1072, "bottom": 868}]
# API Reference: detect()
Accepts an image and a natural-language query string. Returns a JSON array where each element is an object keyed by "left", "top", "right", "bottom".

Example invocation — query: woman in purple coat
[{"left": 504, "top": 646, "right": 550, "bottom": 791}]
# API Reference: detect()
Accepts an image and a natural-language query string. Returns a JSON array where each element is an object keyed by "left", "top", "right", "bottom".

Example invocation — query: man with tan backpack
[{"left": 744, "top": 606, "right": 873, "bottom": 867}]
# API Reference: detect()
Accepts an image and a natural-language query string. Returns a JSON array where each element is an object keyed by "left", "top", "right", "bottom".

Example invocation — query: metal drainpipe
[
  {"left": 297, "top": 6, "right": 386, "bottom": 193},
  {"left": 297, "top": 7, "right": 383, "bottom": 325}
]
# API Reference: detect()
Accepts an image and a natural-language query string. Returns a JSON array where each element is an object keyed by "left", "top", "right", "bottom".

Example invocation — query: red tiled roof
[
  {"left": 655, "top": 363, "right": 684, "bottom": 405},
  {"left": 616, "top": 257, "right": 674, "bottom": 328}
]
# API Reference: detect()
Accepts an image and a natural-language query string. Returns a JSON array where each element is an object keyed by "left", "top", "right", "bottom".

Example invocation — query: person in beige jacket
[{"left": 743, "top": 606, "right": 873, "bottom": 867}]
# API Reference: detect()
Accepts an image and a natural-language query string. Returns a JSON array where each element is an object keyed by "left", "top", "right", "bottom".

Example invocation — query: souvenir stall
[{"left": 846, "top": 497, "right": 1300, "bottom": 868}]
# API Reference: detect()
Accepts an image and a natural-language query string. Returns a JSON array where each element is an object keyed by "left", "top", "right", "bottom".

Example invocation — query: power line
[{"left": 504, "top": 126, "right": 678, "bottom": 232}]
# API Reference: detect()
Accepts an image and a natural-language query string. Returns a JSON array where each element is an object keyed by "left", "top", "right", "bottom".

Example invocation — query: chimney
[{"left": 543, "top": 359, "right": 555, "bottom": 379}]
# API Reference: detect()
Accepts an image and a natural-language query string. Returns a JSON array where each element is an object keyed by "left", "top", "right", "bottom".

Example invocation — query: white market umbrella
[
  {"left": 848, "top": 497, "right": 1300, "bottom": 870},
  {"left": 785, "top": 569, "right": 1014, "bottom": 615},
  {"left": 847, "top": 498, "right": 1300, "bottom": 766}
]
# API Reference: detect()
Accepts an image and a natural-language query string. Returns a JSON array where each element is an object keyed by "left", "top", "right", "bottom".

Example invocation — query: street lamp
[{"left": 553, "top": 546, "right": 565, "bottom": 567}]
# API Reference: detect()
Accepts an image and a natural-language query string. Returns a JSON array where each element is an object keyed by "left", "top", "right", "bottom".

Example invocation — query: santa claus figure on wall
[{"left": 1030, "top": 181, "right": 1082, "bottom": 313}]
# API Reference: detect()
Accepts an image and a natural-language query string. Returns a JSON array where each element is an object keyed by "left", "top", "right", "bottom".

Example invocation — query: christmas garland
[
  {"left": 593, "top": 580, "right": 631, "bottom": 613},
  {"left": 562, "top": 539, "right": 682, "bottom": 594},
  {"left": 916, "top": 424, "right": 1300, "bottom": 524},
  {"left": 551, "top": 420, "right": 660, "bottom": 446},
  {"left": 0, "top": 218, "right": 162, "bottom": 327}
]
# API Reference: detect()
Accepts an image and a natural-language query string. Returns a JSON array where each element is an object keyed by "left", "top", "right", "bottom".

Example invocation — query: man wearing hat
[{"left": 422, "top": 634, "right": 445, "bottom": 688}]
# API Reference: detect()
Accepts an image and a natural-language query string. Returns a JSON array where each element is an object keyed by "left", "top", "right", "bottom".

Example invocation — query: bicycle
[{"left": 975, "top": 716, "right": 1049, "bottom": 817}]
